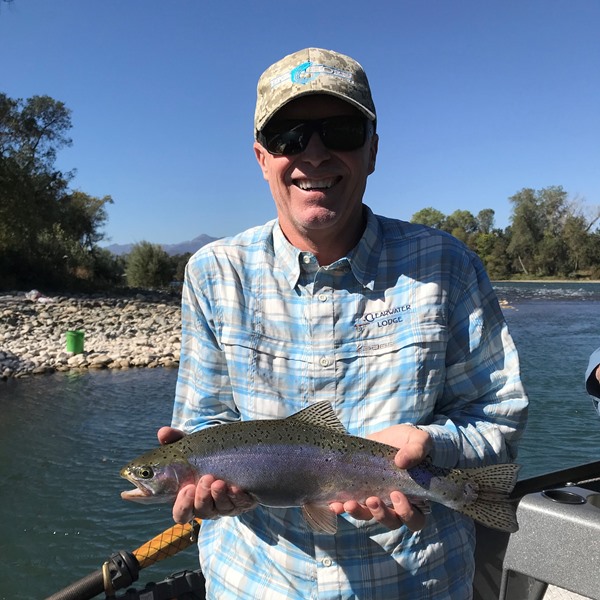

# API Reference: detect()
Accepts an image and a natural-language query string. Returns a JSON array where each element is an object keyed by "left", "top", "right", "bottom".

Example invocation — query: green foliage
[
  {"left": 125, "top": 242, "right": 173, "bottom": 288},
  {"left": 170, "top": 253, "right": 192, "bottom": 282},
  {"left": 411, "top": 186, "right": 600, "bottom": 280},
  {"left": 0, "top": 92, "right": 113, "bottom": 291},
  {"left": 411, "top": 207, "right": 447, "bottom": 229}
]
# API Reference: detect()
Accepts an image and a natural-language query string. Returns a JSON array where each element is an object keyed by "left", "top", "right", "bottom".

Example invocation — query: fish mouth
[
  {"left": 120, "top": 486, "right": 175, "bottom": 504},
  {"left": 121, "top": 487, "right": 151, "bottom": 501},
  {"left": 120, "top": 469, "right": 175, "bottom": 504}
]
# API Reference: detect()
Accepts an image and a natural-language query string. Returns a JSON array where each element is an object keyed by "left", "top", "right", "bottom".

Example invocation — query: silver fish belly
[{"left": 121, "top": 401, "right": 520, "bottom": 533}]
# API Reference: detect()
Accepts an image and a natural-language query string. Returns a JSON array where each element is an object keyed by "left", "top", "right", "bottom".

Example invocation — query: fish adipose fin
[
  {"left": 302, "top": 503, "right": 338, "bottom": 534},
  {"left": 288, "top": 401, "right": 348, "bottom": 434},
  {"left": 456, "top": 463, "right": 520, "bottom": 533}
]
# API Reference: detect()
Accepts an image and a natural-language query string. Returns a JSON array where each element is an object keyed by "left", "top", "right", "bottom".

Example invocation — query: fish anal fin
[
  {"left": 406, "top": 496, "right": 432, "bottom": 515},
  {"left": 302, "top": 503, "right": 338, "bottom": 534},
  {"left": 289, "top": 402, "right": 347, "bottom": 434}
]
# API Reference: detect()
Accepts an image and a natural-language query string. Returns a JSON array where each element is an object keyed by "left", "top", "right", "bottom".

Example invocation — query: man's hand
[
  {"left": 157, "top": 426, "right": 257, "bottom": 524},
  {"left": 329, "top": 424, "right": 432, "bottom": 532}
]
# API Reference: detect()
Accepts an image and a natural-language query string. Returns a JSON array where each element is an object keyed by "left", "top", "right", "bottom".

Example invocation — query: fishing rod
[{"left": 44, "top": 518, "right": 202, "bottom": 600}]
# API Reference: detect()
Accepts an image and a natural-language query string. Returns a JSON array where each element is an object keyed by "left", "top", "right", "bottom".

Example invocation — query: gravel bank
[{"left": 0, "top": 291, "right": 182, "bottom": 379}]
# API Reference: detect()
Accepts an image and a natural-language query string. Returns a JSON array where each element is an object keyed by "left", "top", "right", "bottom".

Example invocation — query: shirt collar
[
  {"left": 272, "top": 205, "right": 383, "bottom": 290},
  {"left": 272, "top": 224, "right": 303, "bottom": 288}
]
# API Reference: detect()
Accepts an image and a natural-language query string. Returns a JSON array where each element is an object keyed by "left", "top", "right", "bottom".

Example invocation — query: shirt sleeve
[
  {"left": 171, "top": 253, "right": 239, "bottom": 432},
  {"left": 586, "top": 347, "right": 600, "bottom": 398},
  {"left": 421, "top": 252, "right": 529, "bottom": 469}
]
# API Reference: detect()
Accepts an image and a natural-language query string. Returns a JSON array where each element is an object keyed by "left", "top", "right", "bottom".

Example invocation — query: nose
[{"left": 300, "top": 130, "right": 331, "bottom": 166}]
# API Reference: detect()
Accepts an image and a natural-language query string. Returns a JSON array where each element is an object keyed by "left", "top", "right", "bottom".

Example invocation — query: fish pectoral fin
[{"left": 302, "top": 503, "right": 338, "bottom": 534}]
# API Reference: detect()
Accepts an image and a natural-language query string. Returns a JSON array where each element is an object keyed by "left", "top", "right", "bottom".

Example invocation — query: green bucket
[{"left": 66, "top": 330, "right": 85, "bottom": 354}]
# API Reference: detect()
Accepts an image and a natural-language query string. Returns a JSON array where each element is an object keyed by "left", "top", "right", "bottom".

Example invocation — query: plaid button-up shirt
[{"left": 172, "top": 206, "right": 528, "bottom": 600}]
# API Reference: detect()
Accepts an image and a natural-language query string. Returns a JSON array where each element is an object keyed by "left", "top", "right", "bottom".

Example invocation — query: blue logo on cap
[{"left": 290, "top": 61, "right": 353, "bottom": 85}]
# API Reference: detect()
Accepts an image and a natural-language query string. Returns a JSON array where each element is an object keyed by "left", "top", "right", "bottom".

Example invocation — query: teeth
[{"left": 295, "top": 178, "right": 336, "bottom": 190}]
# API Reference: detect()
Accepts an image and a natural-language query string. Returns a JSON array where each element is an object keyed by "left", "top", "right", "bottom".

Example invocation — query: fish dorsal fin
[{"left": 288, "top": 401, "right": 348, "bottom": 433}]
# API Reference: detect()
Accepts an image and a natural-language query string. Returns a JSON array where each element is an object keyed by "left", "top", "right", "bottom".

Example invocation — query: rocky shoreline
[{"left": 0, "top": 291, "right": 182, "bottom": 379}]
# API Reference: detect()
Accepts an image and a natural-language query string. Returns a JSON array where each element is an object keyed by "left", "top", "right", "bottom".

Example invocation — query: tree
[
  {"left": 125, "top": 242, "right": 173, "bottom": 288},
  {"left": 476, "top": 209, "right": 495, "bottom": 235},
  {"left": 0, "top": 93, "right": 113, "bottom": 290},
  {"left": 170, "top": 253, "right": 192, "bottom": 282},
  {"left": 507, "top": 188, "right": 543, "bottom": 275},
  {"left": 59, "top": 190, "right": 113, "bottom": 250},
  {"left": 507, "top": 186, "right": 598, "bottom": 277},
  {"left": 410, "top": 207, "right": 447, "bottom": 229},
  {"left": 474, "top": 231, "right": 512, "bottom": 279}
]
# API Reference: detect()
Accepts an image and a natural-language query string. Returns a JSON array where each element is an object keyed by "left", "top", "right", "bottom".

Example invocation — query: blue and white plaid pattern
[{"left": 172, "top": 207, "right": 528, "bottom": 600}]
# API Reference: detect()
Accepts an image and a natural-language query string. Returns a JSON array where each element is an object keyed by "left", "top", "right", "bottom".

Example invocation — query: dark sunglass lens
[
  {"left": 322, "top": 117, "right": 366, "bottom": 151},
  {"left": 262, "top": 121, "right": 307, "bottom": 155}
]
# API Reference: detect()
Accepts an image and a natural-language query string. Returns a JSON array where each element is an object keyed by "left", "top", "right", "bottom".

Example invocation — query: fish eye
[{"left": 136, "top": 466, "right": 154, "bottom": 479}]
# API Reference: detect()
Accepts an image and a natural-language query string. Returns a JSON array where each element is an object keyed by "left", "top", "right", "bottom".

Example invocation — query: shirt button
[
  {"left": 319, "top": 357, "right": 331, "bottom": 367},
  {"left": 322, "top": 557, "right": 333, "bottom": 567},
  {"left": 302, "top": 255, "right": 311, "bottom": 264},
  {"left": 318, "top": 293, "right": 328, "bottom": 302}
]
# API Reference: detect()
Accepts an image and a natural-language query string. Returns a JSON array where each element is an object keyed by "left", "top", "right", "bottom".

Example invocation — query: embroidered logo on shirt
[{"left": 354, "top": 305, "right": 412, "bottom": 330}]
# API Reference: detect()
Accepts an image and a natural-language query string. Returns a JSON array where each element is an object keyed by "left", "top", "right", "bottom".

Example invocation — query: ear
[
  {"left": 254, "top": 141, "right": 270, "bottom": 181},
  {"left": 367, "top": 133, "right": 378, "bottom": 175}
]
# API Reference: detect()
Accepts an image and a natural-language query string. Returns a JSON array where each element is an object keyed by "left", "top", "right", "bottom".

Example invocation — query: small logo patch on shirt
[{"left": 354, "top": 305, "right": 412, "bottom": 330}]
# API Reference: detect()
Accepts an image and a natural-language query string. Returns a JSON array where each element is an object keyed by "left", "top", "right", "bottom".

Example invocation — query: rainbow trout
[{"left": 121, "top": 401, "right": 519, "bottom": 533}]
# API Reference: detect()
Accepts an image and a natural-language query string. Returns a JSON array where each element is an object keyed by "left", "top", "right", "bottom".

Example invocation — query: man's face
[{"left": 254, "top": 95, "right": 378, "bottom": 255}]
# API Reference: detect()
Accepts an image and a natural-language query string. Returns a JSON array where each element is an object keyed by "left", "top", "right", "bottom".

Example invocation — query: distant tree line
[
  {"left": 411, "top": 186, "right": 600, "bottom": 280},
  {"left": 2, "top": 92, "right": 599, "bottom": 292}
]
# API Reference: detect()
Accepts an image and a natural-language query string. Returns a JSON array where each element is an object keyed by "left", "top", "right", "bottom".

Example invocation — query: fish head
[{"left": 120, "top": 448, "right": 197, "bottom": 504}]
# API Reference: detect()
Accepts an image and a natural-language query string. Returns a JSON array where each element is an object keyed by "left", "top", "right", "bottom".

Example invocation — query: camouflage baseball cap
[{"left": 254, "top": 47, "right": 376, "bottom": 135}]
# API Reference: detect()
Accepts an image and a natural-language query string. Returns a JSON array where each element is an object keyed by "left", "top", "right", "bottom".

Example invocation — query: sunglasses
[{"left": 257, "top": 115, "right": 370, "bottom": 156}]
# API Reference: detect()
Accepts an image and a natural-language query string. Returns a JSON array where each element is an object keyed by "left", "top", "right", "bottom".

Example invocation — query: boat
[{"left": 45, "top": 460, "right": 600, "bottom": 600}]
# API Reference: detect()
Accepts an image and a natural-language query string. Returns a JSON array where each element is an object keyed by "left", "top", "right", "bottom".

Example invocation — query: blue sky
[{"left": 1, "top": 0, "right": 598, "bottom": 245}]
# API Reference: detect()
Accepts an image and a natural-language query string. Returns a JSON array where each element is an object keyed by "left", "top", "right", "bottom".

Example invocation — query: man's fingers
[
  {"left": 342, "top": 500, "right": 374, "bottom": 522},
  {"left": 330, "top": 493, "right": 426, "bottom": 532},
  {"left": 172, "top": 484, "right": 196, "bottom": 524},
  {"left": 157, "top": 426, "right": 184, "bottom": 445},
  {"left": 390, "top": 491, "right": 426, "bottom": 531},
  {"left": 395, "top": 444, "right": 427, "bottom": 469},
  {"left": 210, "top": 478, "right": 237, "bottom": 514}
]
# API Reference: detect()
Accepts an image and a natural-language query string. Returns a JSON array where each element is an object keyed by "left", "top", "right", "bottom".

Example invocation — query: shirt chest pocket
[
  {"left": 219, "top": 327, "right": 312, "bottom": 416},
  {"left": 332, "top": 315, "right": 449, "bottom": 420}
]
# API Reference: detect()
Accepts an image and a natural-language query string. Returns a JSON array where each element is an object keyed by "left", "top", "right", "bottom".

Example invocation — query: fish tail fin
[{"left": 455, "top": 463, "right": 520, "bottom": 533}]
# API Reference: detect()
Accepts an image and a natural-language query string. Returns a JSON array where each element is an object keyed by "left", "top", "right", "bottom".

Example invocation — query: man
[
  {"left": 160, "top": 48, "right": 528, "bottom": 599},
  {"left": 586, "top": 347, "right": 600, "bottom": 415}
]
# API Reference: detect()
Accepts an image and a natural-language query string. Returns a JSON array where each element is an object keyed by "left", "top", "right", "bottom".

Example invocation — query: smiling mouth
[{"left": 294, "top": 177, "right": 340, "bottom": 191}]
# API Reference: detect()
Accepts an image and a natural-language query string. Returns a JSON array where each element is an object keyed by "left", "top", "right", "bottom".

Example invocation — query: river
[{"left": 1, "top": 282, "right": 599, "bottom": 599}]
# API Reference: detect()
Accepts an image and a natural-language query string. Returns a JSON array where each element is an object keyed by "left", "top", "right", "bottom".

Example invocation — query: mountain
[{"left": 103, "top": 234, "right": 221, "bottom": 256}]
